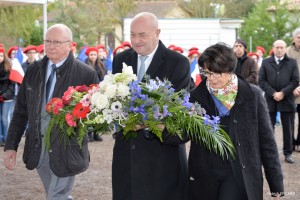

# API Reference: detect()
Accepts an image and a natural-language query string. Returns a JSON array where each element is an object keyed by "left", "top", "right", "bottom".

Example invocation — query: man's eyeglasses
[
  {"left": 201, "top": 70, "right": 222, "bottom": 78},
  {"left": 44, "top": 40, "right": 70, "bottom": 47}
]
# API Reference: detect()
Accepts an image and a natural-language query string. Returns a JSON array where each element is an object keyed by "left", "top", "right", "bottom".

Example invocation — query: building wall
[{"left": 122, "top": 18, "right": 243, "bottom": 55}]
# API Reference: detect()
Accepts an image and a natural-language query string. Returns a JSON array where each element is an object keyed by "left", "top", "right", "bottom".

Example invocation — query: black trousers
[
  {"left": 269, "top": 111, "right": 294, "bottom": 155},
  {"left": 189, "top": 169, "right": 248, "bottom": 200},
  {"left": 295, "top": 105, "right": 300, "bottom": 145}
]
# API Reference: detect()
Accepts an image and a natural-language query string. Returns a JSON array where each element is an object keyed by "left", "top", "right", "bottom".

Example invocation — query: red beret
[
  {"left": 23, "top": 45, "right": 37, "bottom": 53},
  {"left": 173, "top": 46, "right": 183, "bottom": 53},
  {"left": 269, "top": 49, "right": 273, "bottom": 56},
  {"left": 247, "top": 52, "right": 259, "bottom": 58},
  {"left": 168, "top": 44, "right": 176, "bottom": 49},
  {"left": 37, "top": 44, "right": 44, "bottom": 53},
  {"left": 96, "top": 44, "right": 105, "bottom": 50},
  {"left": 72, "top": 42, "right": 77, "bottom": 47},
  {"left": 0, "top": 47, "right": 5, "bottom": 53},
  {"left": 7, "top": 46, "right": 18, "bottom": 58},
  {"left": 256, "top": 46, "right": 265, "bottom": 54},
  {"left": 85, "top": 47, "right": 98, "bottom": 56},
  {"left": 113, "top": 46, "right": 124, "bottom": 56},
  {"left": 188, "top": 50, "right": 200, "bottom": 57},
  {"left": 189, "top": 47, "right": 199, "bottom": 52},
  {"left": 121, "top": 41, "right": 131, "bottom": 48}
]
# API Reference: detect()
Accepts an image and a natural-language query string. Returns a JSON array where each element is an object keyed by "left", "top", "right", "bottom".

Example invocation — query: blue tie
[
  {"left": 138, "top": 56, "right": 148, "bottom": 81},
  {"left": 46, "top": 64, "right": 56, "bottom": 102}
]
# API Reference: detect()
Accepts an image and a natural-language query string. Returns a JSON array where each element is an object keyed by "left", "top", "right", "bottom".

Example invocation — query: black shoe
[
  {"left": 94, "top": 133, "right": 103, "bottom": 142},
  {"left": 88, "top": 132, "right": 94, "bottom": 142},
  {"left": 285, "top": 155, "right": 295, "bottom": 163}
]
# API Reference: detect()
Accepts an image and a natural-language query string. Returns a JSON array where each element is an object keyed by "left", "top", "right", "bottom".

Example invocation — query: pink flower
[
  {"left": 80, "top": 94, "right": 92, "bottom": 107},
  {"left": 62, "top": 86, "right": 75, "bottom": 105},
  {"left": 65, "top": 113, "right": 77, "bottom": 127},
  {"left": 45, "top": 98, "right": 63, "bottom": 114}
]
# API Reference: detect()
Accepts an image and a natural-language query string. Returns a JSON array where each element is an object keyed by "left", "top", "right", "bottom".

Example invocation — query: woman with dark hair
[
  {"left": 0, "top": 47, "right": 15, "bottom": 146},
  {"left": 188, "top": 43, "right": 283, "bottom": 200},
  {"left": 85, "top": 47, "right": 107, "bottom": 81},
  {"left": 85, "top": 47, "right": 107, "bottom": 141}
]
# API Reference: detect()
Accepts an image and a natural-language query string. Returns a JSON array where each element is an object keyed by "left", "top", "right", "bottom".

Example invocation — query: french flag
[
  {"left": 190, "top": 59, "right": 202, "bottom": 86},
  {"left": 9, "top": 46, "right": 25, "bottom": 84}
]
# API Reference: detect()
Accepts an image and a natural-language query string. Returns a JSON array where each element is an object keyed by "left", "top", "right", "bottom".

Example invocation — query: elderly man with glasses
[{"left": 3, "top": 24, "right": 99, "bottom": 200}]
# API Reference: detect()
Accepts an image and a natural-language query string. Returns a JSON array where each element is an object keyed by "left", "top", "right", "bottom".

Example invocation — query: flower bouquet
[{"left": 45, "top": 63, "right": 235, "bottom": 158}]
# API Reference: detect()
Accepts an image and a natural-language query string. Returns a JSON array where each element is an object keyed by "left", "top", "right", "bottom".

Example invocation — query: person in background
[
  {"left": 113, "top": 45, "right": 124, "bottom": 56},
  {"left": 259, "top": 39, "right": 299, "bottom": 164},
  {"left": 247, "top": 52, "right": 259, "bottom": 64},
  {"left": 3, "top": 24, "right": 99, "bottom": 200},
  {"left": 71, "top": 42, "right": 77, "bottom": 58},
  {"left": 36, "top": 44, "right": 45, "bottom": 60},
  {"left": 256, "top": 45, "right": 265, "bottom": 67},
  {"left": 233, "top": 39, "right": 258, "bottom": 85},
  {"left": 121, "top": 41, "right": 132, "bottom": 50},
  {"left": 189, "top": 42, "right": 283, "bottom": 200},
  {"left": 174, "top": 46, "right": 184, "bottom": 54},
  {"left": 187, "top": 48, "right": 200, "bottom": 64},
  {"left": 0, "top": 47, "right": 15, "bottom": 147},
  {"left": 287, "top": 28, "right": 300, "bottom": 151},
  {"left": 84, "top": 46, "right": 107, "bottom": 142},
  {"left": 112, "top": 12, "right": 190, "bottom": 200},
  {"left": 21, "top": 45, "right": 37, "bottom": 73},
  {"left": 7, "top": 46, "right": 18, "bottom": 60}
]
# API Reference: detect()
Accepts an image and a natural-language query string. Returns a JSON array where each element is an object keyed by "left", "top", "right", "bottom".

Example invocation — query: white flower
[
  {"left": 91, "top": 92, "right": 109, "bottom": 110},
  {"left": 94, "top": 115, "right": 105, "bottom": 124},
  {"left": 111, "top": 101, "right": 122, "bottom": 111},
  {"left": 117, "top": 84, "right": 130, "bottom": 97},
  {"left": 104, "top": 84, "right": 118, "bottom": 98},
  {"left": 103, "top": 109, "right": 113, "bottom": 124},
  {"left": 114, "top": 64, "right": 137, "bottom": 84}
]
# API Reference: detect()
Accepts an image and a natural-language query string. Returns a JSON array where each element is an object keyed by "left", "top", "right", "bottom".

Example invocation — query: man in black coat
[
  {"left": 112, "top": 12, "right": 191, "bottom": 200},
  {"left": 259, "top": 39, "right": 299, "bottom": 163},
  {"left": 3, "top": 24, "right": 99, "bottom": 199}
]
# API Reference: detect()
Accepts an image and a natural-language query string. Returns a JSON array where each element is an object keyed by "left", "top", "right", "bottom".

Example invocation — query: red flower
[
  {"left": 75, "top": 85, "right": 89, "bottom": 92},
  {"left": 46, "top": 98, "right": 63, "bottom": 114},
  {"left": 65, "top": 113, "right": 77, "bottom": 127},
  {"left": 72, "top": 103, "right": 90, "bottom": 119}
]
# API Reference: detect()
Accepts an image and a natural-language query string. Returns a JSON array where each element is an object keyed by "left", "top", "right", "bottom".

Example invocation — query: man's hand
[
  {"left": 293, "top": 86, "right": 300, "bottom": 97},
  {"left": 273, "top": 91, "right": 285, "bottom": 101},
  {"left": 3, "top": 150, "right": 17, "bottom": 170}
]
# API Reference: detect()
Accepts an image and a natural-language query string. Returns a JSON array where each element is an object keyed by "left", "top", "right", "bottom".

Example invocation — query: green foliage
[
  {"left": 177, "top": 0, "right": 256, "bottom": 18},
  {"left": 239, "top": 1, "right": 300, "bottom": 54},
  {"left": 0, "top": 5, "right": 42, "bottom": 47},
  {"left": 55, "top": 0, "right": 136, "bottom": 46}
]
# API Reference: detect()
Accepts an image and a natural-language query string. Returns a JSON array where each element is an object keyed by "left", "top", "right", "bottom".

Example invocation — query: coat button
[
  {"left": 131, "top": 145, "right": 136, "bottom": 150},
  {"left": 242, "top": 164, "right": 246, "bottom": 169},
  {"left": 49, "top": 149, "right": 52, "bottom": 153},
  {"left": 233, "top": 119, "right": 237, "bottom": 123}
]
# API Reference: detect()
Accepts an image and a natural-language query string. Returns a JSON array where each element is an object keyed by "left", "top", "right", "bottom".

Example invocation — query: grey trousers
[{"left": 37, "top": 151, "right": 75, "bottom": 200}]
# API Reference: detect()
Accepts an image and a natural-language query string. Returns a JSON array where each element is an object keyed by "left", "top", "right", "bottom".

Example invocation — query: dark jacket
[
  {"left": 189, "top": 76, "right": 284, "bottom": 200},
  {"left": 4, "top": 52, "right": 99, "bottom": 177},
  {"left": 0, "top": 63, "right": 15, "bottom": 100},
  {"left": 259, "top": 54, "right": 299, "bottom": 112},
  {"left": 111, "top": 41, "right": 191, "bottom": 200},
  {"left": 235, "top": 52, "right": 258, "bottom": 85}
]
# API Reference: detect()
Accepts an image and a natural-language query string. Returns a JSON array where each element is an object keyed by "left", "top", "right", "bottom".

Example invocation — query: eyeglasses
[
  {"left": 44, "top": 40, "right": 70, "bottom": 47},
  {"left": 201, "top": 70, "right": 222, "bottom": 78}
]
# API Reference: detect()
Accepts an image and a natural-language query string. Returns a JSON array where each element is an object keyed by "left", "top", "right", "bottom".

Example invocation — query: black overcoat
[
  {"left": 112, "top": 41, "right": 191, "bottom": 200},
  {"left": 259, "top": 54, "right": 299, "bottom": 112},
  {"left": 189, "top": 76, "right": 284, "bottom": 200}
]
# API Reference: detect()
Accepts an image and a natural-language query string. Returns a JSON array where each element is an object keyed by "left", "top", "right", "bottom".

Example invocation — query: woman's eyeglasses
[{"left": 201, "top": 70, "right": 222, "bottom": 78}]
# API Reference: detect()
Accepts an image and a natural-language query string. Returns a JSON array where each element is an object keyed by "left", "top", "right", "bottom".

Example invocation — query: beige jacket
[{"left": 287, "top": 43, "right": 300, "bottom": 104}]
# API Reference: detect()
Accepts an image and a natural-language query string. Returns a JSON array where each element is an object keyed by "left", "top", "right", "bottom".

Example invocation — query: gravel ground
[{"left": 0, "top": 126, "right": 299, "bottom": 200}]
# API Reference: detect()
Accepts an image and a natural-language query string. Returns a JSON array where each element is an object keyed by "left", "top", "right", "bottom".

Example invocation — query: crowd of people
[{"left": 1, "top": 11, "right": 300, "bottom": 200}]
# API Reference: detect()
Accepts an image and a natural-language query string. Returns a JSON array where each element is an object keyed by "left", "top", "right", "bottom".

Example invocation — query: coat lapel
[{"left": 146, "top": 41, "right": 166, "bottom": 78}]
